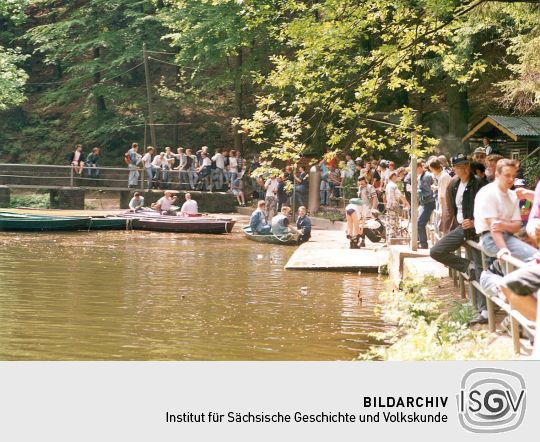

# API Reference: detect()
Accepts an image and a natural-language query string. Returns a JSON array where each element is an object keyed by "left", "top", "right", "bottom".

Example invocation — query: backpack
[{"left": 124, "top": 151, "right": 131, "bottom": 166}]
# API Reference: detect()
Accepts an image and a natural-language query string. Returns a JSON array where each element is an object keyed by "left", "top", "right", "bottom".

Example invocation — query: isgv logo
[{"left": 457, "top": 368, "right": 526, "bottom": 433}]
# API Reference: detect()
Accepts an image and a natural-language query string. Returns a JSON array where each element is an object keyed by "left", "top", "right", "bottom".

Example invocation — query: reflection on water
[{"left": 0, "top": 231, "right": 386, "bottom": 360}]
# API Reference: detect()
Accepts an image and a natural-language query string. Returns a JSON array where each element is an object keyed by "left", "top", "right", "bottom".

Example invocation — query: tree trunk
[
  {"left": 447, "top": 82, "right": 469, "bottom": 154},
  {"left": 233, "top": 47, "right": 244, "bottom": 153},
  {"left": 93, "top": 47, "right": 106, "bottom": 114}
]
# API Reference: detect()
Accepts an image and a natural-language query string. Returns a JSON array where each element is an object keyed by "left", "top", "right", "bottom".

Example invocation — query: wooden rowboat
[
  {"left": 242, "top": 227, "right": 298, "bottom": 245},
  {"left": 0, "top": 215, "right": 91, "bottom": 232},
  {"left": 0, "top": 212, "right": 130, "bottom": 231},
  {"left": 119, "top": 211, "right": 235, "bottom": 234}
]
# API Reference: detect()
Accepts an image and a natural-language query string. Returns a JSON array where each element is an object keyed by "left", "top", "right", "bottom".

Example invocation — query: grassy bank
[{"left": 362, "top": 277, "right": 514, "bottom": 361}]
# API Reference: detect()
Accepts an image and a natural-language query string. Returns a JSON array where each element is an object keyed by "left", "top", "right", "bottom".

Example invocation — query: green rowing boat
[
  {"left": 0, "top": 212, "right": 131, "bottom": 231},
  {"left": 0, "top": 216, "right": 91, "bottom": 231},
  {"left": 242, "top": 226, "right": 298, "bottom": 246}
]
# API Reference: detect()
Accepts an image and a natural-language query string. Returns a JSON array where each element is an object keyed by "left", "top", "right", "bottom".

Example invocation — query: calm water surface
[{"left": 0, "top": 230, "right": 386, "bottom": 360}]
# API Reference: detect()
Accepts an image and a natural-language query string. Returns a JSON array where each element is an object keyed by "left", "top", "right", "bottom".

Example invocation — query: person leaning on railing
[
  {"left": 125, "top": 142, "right": 140, "bottom": 188},
  {"left": 429, "top": 153, "right": 487, "bottom": 324}
]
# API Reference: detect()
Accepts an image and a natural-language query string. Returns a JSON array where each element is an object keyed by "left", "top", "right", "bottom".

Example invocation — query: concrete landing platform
[
  {"left": 285, "top": 230, "right": 389, "bottom": 271},
  {"left": 403, "top": 257, "right": 449, "bottom": 279}
]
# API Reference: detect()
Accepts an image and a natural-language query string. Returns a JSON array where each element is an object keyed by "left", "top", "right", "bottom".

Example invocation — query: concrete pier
[{"left": 285, "top": 230, "right": 389, "bottom": 271}]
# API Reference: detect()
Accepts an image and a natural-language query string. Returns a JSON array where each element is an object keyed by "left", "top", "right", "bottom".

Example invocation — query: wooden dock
[{"left": 285, "top": 230, "right": 389, "bottom": 271}]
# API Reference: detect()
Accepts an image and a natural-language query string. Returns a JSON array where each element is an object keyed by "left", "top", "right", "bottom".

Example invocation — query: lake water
[{"left": 0, "top": 230, "right": 387, "bottom": 360}]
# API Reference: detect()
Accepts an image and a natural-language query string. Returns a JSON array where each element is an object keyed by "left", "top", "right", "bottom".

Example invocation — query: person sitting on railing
[
  {"left": 250, "top": 200, "right": 271, "bottom": 234},
  {"left": 231, "top": 172, "right": 245, "bottom": 207},
  {"left": 128, "top": 192, "right": 145, "bottom": 212},
  {"left": 429, "top": 153, "right": 487, "bottom": 324},
  {"left": 68, "top": 144, "right": 85, "bottom": 176},
  {"left": 474, "top": 159, "right": 539, "bottom": 263},
  {"left": 162, "top": 147, "right": 175, "bottom": 189},
  {"left": 151, "top": 152, "right": 166, "bottom": 189},
  {"left": 155, "top": 190, "right": 177, "bottom": 215},
  {"left": 180, "top": 192, "right": 199, "bottom": 216},
  {"left": 85, "top": 147, "right": 101, "bottom": 179}
]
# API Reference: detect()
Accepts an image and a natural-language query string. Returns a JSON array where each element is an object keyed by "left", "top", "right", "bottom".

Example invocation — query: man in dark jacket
[{"left": 430, "top": 153, "right": 487, "bottom": 324}]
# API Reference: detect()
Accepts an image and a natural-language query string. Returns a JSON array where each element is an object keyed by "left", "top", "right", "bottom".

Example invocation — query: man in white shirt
[
  {"left": 141, "top": 146, "right": 155, "bottom": 189},
  {"left": 211, "top": 148, "right": 225, "bottom": 190},
  {"left": 180, "top": 193, "right": 199, "bottom": 215},
  {"left": 264, "top": 173, "right": 279, "bottom": 220},
  {"left": 474, "top": 158, "right": 538, "bottom": 262},
  {"left": 155, "top": 190, "right": 177, "bottom": 215}
]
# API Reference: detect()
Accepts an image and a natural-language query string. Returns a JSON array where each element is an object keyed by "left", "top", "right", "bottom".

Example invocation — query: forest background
[{"left": 0, "top": 0, "right": 539, "bottom": 166}]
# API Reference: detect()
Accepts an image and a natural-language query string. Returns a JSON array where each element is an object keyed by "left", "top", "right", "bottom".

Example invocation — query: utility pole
[{"left": 143, "top": 43, "right": 157, "bottom": 148}]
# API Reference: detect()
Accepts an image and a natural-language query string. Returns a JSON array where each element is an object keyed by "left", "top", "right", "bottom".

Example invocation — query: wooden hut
[{"left": 463, "top": 115, "right": 540, "bottom": 159}]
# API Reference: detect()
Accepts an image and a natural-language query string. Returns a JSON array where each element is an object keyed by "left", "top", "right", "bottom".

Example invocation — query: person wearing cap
[
  {"left": 128, "top": 192, "right": 145, "bottom": 212},
  {"left": 345, "top": 198, "right": 365, "bottom": 249},
  {"left": 472, "top": 147, "right": 486, "bottom": 164},
  {"left": 344, "top": 153, "right": 356, "bottom": 179},
  {"left": 155, "top": 190, "right": 177, "bottom": 215},
  {"left": 430, "top": 153, "right": 486, "bottom": 324}
]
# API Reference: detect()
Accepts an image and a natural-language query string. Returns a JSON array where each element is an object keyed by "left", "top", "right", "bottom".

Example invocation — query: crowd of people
[{"left": 85, "top": 135, "right": 538, "bottom": 333}]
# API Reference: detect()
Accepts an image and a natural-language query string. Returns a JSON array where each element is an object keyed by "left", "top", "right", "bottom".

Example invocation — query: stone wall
[
  {"left": 120, "top": 190, "right": 236, "bottom": 213},
  {"left": 0, "top": 185, "right": 10, "bottom": 208},
  {"left": 50, "top": 188, "right": 85, "bottom": 210}
]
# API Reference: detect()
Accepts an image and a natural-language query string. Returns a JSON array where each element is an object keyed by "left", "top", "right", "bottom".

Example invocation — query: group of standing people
[{"left": 124, "top": 143, "right": 247, "bottom": 200}]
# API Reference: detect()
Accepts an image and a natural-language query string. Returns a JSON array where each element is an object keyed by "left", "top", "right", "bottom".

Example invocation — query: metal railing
[
  {"left": 0, "top": 163, "right": 240, "bottom": 192},
  {"left": 451, "top": 241, "right": 537, "bottom": 356}
]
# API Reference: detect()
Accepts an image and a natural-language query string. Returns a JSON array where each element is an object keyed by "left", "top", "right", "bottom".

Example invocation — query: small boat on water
[
  {"left": 0, "top": 211, "right": 130, "bottom": 231},
  {"left": 0, "top": 213, "right": 91, "bottom": 232},
  {"left": 242, "top": 227, "right": 298, "bottom": 245},
  {"left": 119, "top": 211, "right": 235, "bottom": 234}
]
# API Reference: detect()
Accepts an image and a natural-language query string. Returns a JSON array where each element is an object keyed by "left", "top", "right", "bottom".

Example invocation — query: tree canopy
[{"left": 0, "top": 0, "right": 538, "bottom": 163}]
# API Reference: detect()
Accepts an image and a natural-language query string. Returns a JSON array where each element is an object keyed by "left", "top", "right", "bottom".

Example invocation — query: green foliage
[
  {"left": 0, "top": 46, "right": 28, "bottom": 110},
  {"left": 522, "top": 155, "right": 540, "bottom": 188},
  {"left": 9, "top": 193, "right": 50, "bottom": 209},
  {"left": 362, "top": 277, "right": 513, "bottom": 360}
]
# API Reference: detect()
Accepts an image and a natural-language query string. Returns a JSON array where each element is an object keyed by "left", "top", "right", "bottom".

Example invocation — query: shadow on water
[{"left": 0, "top": 230, "right": 388, "bottom": 360}]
